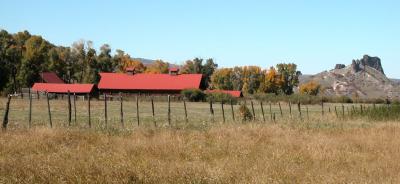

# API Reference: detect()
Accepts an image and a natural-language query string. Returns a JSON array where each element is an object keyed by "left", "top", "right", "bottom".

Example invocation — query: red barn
[
  {"left": 40, "top": 72, "right": 65, "bottom": 83},
  {"left": 98, "top": 69, "right": 202, "bottom": 95}
]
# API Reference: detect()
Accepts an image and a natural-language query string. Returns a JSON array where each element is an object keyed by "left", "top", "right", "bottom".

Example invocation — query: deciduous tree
[
  {"left": 18, "top": 36, "right": 50, "bottom": 87},
  {"left": 276, "top": 63, "right": 301, "bottom": 95}
]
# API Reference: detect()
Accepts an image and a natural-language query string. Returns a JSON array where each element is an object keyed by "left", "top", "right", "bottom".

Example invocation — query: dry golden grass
[
  {"left": 2, "top": 121, "right": 400, "bottom": 183},
  {"left": 1, "top": 98, "right": 399, "bottom": 183}
]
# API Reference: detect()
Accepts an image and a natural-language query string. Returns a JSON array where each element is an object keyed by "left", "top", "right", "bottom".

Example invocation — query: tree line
[
  {"left": 0, "top": 29, "right": 308, "bottom": 96},
  {"left": 0, "top": 30, "right": 188, "bottom": 93},
  {"left": 210, "top": 64, "right": 302, "bottom": 95}
]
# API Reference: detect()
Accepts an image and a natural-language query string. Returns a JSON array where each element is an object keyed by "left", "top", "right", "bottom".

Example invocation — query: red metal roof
[
  {"left": 32, "top": 83, "right": 94, "bottom": 93},
  {"left": 40, "top": 72, "right": 65, "bottom": 83},
  {"left": 98, "top": 73, "right": 202, "bottom": 91},
  {"left": 206, "top": 90, "right": 243, "bottom": 98}
]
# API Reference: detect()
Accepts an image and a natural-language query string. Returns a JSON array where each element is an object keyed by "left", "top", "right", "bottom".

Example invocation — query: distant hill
[
  {"left": 390, "top": 78, "right": 400, "bottom": 85},
  {"left": 133, "top": 58, "right": 180, "bottom": 68},
  {"left": 299, "top": 55, "right": 400, "bottom": 100},
  {"left": 133, "top": 58, "right": 156, "bottom": 65}
]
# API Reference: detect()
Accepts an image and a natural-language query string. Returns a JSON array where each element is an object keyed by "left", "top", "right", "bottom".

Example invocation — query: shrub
[
  {"left": 239, "top": 104, "right": 253, "bottom": 121},
  {"left": 181, "top": 89, "right": 206, "bottom": 102},
  {"left": 299, "top": 81, "right": 320, "bottom": 96},
  {"left": 206, "top": 92, "right": 237, "bottom": 104},
  {"left": 335, "top": 95, "right": 353, "bottom": 103}
]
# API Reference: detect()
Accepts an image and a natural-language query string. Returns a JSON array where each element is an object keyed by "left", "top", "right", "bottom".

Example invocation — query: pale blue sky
[{"left": 1, "top": 0, "right": 399, "bottom": 78}]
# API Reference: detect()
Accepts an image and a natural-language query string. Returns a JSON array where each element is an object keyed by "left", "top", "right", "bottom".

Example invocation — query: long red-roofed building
[{"left": 98, "top": 71, "right": 203, "bottom": 94}]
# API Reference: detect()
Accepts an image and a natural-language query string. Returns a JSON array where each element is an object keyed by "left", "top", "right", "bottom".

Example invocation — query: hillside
[
  {"left": 133, "top": 58, "right": 180, "bottom": 68},
  {"left": 300, "top": 55, "right": 400, "bottom": 99}
]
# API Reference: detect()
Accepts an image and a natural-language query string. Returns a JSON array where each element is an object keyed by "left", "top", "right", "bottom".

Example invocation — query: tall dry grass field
[
  {"left": 2, "top": 123, "right": 400, "bottom": 183},
  {"left": 1, "top": 97, "right": 400, "bottom": 183}
]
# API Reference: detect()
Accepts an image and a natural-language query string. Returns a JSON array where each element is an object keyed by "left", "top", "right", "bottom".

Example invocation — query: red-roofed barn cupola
[
  {"left": 125, "top": 67, "right": 135, "bottom": 75},
  {"left": 169, "top": 68, "right": 180, "bottom": 75}
]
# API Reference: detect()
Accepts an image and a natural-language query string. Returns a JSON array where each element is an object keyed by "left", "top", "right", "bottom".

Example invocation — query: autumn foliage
[
  {"left": 210, "top": 64, "right": 300, "bottom": 95},
  {"left": 299, "top": 81, "right": 321, "bottom": 95}
]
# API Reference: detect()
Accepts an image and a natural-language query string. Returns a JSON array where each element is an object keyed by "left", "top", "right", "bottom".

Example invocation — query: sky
[{"left": 1, "top": 0, "right": 400, "bottom": 78}]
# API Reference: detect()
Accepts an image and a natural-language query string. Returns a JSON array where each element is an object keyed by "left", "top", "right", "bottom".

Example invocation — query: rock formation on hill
[
  {"left": 350, "top": 55, "right": 384, "bottom": 74},
  {"left": 299, "top": 55, "right": 400, "bottom": 100},
  {"left": 335, "top": 64, "right": 346, "bottom": 70}
]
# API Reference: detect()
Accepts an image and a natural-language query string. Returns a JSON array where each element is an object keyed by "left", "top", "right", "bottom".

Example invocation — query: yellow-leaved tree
[
  {"left": 113, "top": 49, "right": 146, "bottom": 73},
  {"left": 299, "top": 81, "right": 321, "bottom": 95},
  {"left": 258, "top": 66, "right": 282, "bottom": 94}
]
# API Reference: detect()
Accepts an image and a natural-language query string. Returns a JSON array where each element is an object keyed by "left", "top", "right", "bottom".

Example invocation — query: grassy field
[
  {"left": 0, "top": 97, "right": 365, "bottom": 129},
  {"left": 1, "top": 97, "right": 399, "bottom": 183}
]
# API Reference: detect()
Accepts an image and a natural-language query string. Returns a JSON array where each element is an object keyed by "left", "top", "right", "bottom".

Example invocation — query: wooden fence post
[
  {"left": 273, "top": 113, "right": 276, "bottom": 123},
  {"left": 120, "top": 92, "right": 124, "bottom": 128},
  {"left": 278, "top": 102, "right": 283, "bottom": 117},
  {"left": 2, "top": 95, "right": 12, "bottom": 130},
  {"left": 321, "top": 100, "right": 324, "bottom": 116},
  {"left": 269, "top": 102, "right": 273, "bottom": 121},
  {"left": 151, "top": 97, "right": 156, "bottom": 127},
  {"left": 221, "top": 101, "right": 225, "bottom": 123},
  {"left": 342, "top": 104, "right": 345, "bottom": 118},
  {"left": 28, "top": 88, "right": 32, "bottom": 128},
  {"left": 73, "top": 93, "right": 76, "bottom": 124},
  {"left": 334, "top": 106, "right": 338, "bottom": 118},
  {"left": 88, "top": 93, "right": 91, "bottom": 128},
  {"left": 184, "top": 99, "right": 188, "bottom": 124},
  {"left": 168, "top": 95, "right": 171, "bottom": 125},
  {"left": 104, "top": 93, "right": 107, "bottom": 127},
  {"left": 46, "top": 92, "right": 52, "bottom": 128},
  {"left": 209, "top": 100, "right": 214, "bottom": 123},
  {"left": 230, "top": 99, "right": 235, "bottom": 121},
  {"left": 306, "top": 105, "right": 309, "bottom": 120},
  {"left": 136, "top": 95, "right": 140, "bottom": 126},
  {"left": 297, "top": 101, "right": 302, "bottom": 119},
  {"left": 260, "top": 101, "right": 265, "bottom": 122},
  {"left": 288, "top": 101, "right": 292, "bottom": 118},
  {"left": 250, "top": 101, "right": 256, "bottom": 121},
  {"left": 68, "top": 91, "right": 71, "bottom": 126}
]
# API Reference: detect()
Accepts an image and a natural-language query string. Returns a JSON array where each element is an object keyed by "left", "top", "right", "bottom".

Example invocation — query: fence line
[{"left": 0, "top": 94, "right": 392, "bottom": 130}]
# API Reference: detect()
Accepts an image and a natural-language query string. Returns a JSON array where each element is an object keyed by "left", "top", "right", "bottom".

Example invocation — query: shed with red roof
[
  {"left": 32, "top": 83, "right": 95, "bottom": 94},
  {"left": 205, "top": 90, "right": 243, "bottom": 98},
  {"left": 98, "top": 72, "right": 203, "bottom": 95}
]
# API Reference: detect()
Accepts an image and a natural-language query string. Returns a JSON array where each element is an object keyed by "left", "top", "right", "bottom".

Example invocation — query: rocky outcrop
[
  {"left": 351, "top": 60, "right": 361, "bottom": 73},
  {"left": 335, "top": 64, "right": 346, "bottom": 70},
  {"left": 351, "top": 55, "right": 384, "bottom": 74},
  {"left": 299, "top": 55, "right": 399, "bottom": 100}
]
